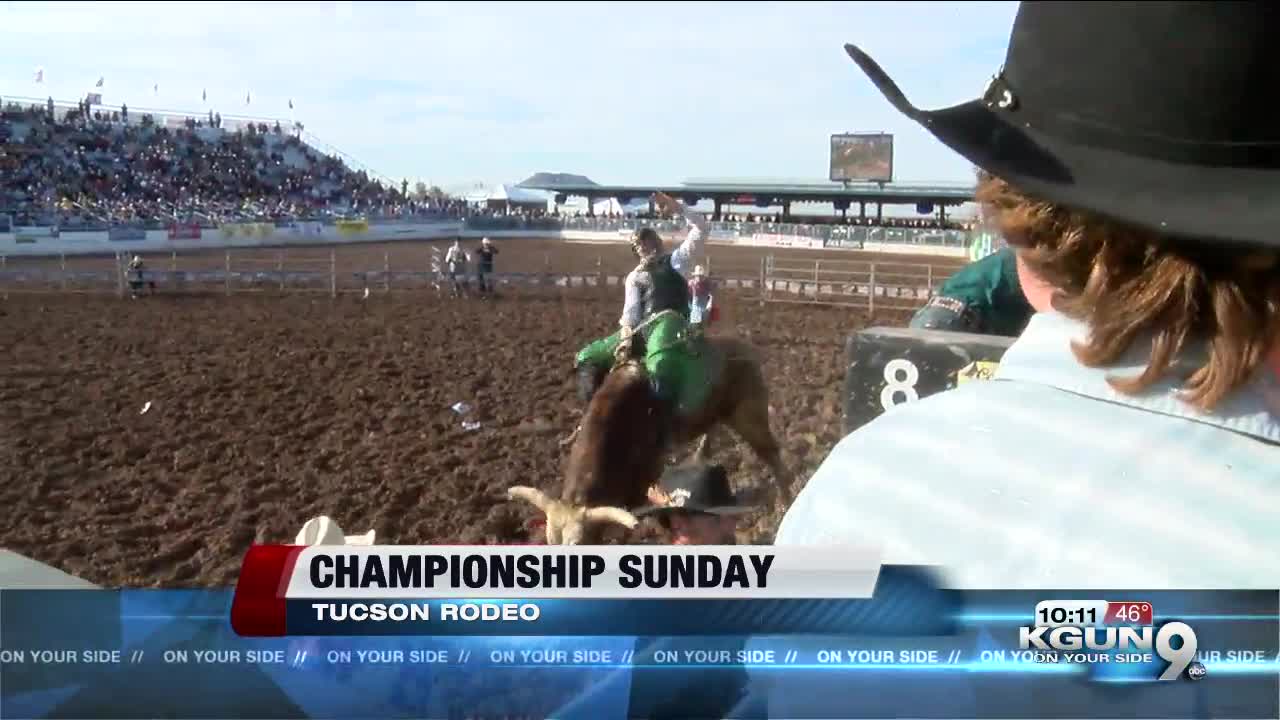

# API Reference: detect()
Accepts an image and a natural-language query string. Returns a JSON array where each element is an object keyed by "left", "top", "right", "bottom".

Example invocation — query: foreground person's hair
[{"left": 976, "top": 172, "right": 1280, "bottom": 412}]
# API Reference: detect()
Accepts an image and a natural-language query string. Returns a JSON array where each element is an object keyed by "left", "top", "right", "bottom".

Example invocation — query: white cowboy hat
[
  {"left": 692, "top": 265, "right": 707, "bottom": 277},
  {"left": 294, "top": 516, "right": 376, "bottom": 546}
]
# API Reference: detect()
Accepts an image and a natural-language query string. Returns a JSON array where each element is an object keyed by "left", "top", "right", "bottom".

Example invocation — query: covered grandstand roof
[
  {"left": 518, "top": 177, "right": 975, "bottom": 206},
  {"left": 467, "top": 184, "right": 554, "bottom": 205}
]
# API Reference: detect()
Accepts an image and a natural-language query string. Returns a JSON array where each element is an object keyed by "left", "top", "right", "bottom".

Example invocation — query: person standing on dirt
[
  {"left": 126, "top": 255, "right": 148, "bottom": 299},
  {"left": 909, "top": 246, "right": 1033, "bottom": 337},
  {"left": 565, "top": 192, "right": 708, "bottom": 446},
  {"left": 444, "top": 239, "right": 468, "bottom": 297},
  {"left": 474, "top": 237, "right": 498, "bottom": 295}
]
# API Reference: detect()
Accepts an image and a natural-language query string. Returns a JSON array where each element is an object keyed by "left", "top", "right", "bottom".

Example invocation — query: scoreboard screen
[{"left": 830, "top": 132, "right": 894, "bottom": 183}]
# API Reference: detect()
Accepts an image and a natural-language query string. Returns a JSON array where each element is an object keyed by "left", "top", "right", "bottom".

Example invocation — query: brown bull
[{"left": 509, "top": 337, "right": 793, "bottom": 545}]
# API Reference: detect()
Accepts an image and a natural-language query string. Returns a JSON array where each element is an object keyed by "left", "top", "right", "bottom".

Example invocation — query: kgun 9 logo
[{"left": 1019, "top": 622, "right": 1199, "bottom": 681}]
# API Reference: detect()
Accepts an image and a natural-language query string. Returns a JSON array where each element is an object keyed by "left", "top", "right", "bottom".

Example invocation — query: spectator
[{"left": 776, "top": 2, "right": 1280, "bottom": 587}]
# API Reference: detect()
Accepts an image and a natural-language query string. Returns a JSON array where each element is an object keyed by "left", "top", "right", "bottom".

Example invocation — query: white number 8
[{"left": 880, "top": 358, "right": 920, "bottom": 410}]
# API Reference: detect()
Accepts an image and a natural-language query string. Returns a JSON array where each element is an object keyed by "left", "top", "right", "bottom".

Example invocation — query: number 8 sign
[
  {"left": 880, "top": 358, "right": 921, "bottom": 410},
  {"left": 844, "top": 326, "right": 1015, "bottom": 436}
]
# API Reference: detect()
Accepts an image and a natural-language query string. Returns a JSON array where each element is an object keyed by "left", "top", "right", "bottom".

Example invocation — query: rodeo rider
[
  {"left": 777, "top": 2, "right": 1280, "bottom": 590},
  {"left": 566, "top": 192, "right": 709, "bottom": 447}
]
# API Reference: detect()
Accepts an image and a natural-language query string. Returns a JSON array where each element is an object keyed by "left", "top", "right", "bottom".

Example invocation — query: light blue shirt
[{"left": 776, "top": 311, "right": 1280, "bottom": 589}]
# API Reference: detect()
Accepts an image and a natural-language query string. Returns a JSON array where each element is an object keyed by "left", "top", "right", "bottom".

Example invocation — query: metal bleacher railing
[{"left": 461, "top": 215, "right": 973, "bottom": 249}]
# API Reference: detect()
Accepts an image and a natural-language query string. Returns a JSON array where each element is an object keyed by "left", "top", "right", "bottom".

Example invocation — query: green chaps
[{"left": 575, "top": 313, "right": 708, "bottom": 415}]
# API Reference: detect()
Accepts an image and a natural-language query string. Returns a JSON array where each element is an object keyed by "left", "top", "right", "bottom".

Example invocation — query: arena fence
[
  {"left": 759, "top": 256, "right": 941, "bottom": 311},
  {"left": 0, "top": 248, "right": 953, "bottom": 313}
]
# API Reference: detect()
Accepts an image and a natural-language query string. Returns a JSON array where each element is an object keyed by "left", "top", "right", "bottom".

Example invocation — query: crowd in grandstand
[
  {"left": 0, "top": 101, "right": 464, "bottom": 228},
  {"left": 1, "top": 96, "right": 964, "bottom": 233}
]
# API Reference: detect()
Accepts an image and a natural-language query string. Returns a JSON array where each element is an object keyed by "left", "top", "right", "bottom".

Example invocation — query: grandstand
[{"left": 0, "top": 96, "right": 463, "bottom": 229}]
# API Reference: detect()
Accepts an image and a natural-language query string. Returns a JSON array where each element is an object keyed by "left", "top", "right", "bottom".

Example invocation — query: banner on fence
[
  {"left": 289, "top": 221, "right": 324, "bottom": 237},
  {"left": 14, "top": 225, "right": 58, "bottom": 243},
  {"left": 168, "top": 223, "right": 202, "bottom": 240},
  {"left": 219, "top": 222, "right": 275, "bottom": 239},
  {"left": 108, "top": 225, "right": 147, "bottom": 242},
  {"left": 824, "top": 237, "right": 865, "bottom": 250},
  {"left": 750, "top": 233, "right": 823, "bottom": 249},
  {"left": 336, "top": 218, "right": 369, "bottom": 236}
]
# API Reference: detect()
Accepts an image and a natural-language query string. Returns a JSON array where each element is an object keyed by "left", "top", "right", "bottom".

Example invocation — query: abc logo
[{"left": 1187, "top": 662, "right": 1208, "bottom": 681}]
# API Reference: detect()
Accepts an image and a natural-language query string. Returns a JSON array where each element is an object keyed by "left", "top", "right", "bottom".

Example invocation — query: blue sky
[{"left": 2, "top": 1, "right": 1017, "bottom": 191}]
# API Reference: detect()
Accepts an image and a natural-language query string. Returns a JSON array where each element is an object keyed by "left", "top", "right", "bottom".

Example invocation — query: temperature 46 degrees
[{"left": 1105, "top": 601, "right": 1154, "bottom": 625}]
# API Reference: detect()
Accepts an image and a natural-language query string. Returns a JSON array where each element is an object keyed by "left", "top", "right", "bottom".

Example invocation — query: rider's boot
[
  {"left": 576, "top": 363, "right": 606, "bottom": 404},
  {"left": 561, "top": 363, "right": 606, "bottom": 448}
]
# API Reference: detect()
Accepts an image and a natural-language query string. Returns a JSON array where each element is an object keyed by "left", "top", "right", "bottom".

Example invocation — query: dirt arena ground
[{"left": 0, "top": 237, "right": 963, "bottom": 587}]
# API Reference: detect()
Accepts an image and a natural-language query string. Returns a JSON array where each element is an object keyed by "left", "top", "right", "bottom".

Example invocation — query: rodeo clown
[
  {"left": 908, "top": 242, "right": 1033, "bottom": 337},
  {"left": 566, "top": 192, "right": 709, "bottom": 445}
]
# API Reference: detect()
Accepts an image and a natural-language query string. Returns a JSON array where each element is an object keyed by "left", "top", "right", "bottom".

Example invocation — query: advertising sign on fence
[
  {"left": 289, "top": 221, "right": 324, "bottom": 237},
  {"left": 336, "top": 218, "right": 369, "bottom": 236},
  {"left": 168, "top": 223, "right": 202, "bottom": 240},
  {"left": 751, "top": 234, "right": 823, "bottom": 249},
  {"left": 108, "top": 225, "right": 147, "bottom": 242},
  {"left": 219, "top": 222, "right": 275, "bottom": 239},
  {"left": 14, "top": 225, "right": 58, "bottom": 243},
  {"left": 824, "top": 237, "right": 864, "bottom": 250}
]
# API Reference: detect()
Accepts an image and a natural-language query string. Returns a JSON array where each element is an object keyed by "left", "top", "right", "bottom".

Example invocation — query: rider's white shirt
[{"left": 619, "top": 209, "right": 708, "bottom": 328}]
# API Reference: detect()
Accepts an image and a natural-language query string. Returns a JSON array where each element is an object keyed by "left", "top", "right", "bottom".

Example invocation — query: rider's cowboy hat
[
  {"left": 692, "top": 265, "right": 707, "bottom": 278},
  {"left": 294, "top": 516, "right": 376, "bottom": 546},
  {"left": 844, "top": 2, "right": 1280, "bottom": 248}
]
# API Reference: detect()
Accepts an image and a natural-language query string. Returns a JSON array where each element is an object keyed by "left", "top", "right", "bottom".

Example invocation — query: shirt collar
[{"left": 995, "top": 311, "right": 1280, "bottom": 444}]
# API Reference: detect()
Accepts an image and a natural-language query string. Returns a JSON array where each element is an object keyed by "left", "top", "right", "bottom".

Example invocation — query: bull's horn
[
  {"left": 508, "top": 486, "right": 553, "bottom": 513},
  {"left": 583, "top": 506, "right": 640, "bottom": 529}
]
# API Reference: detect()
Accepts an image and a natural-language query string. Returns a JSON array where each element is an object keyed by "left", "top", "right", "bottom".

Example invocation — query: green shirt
[{"left": 911, "top": 248, "right": 1034, "bottom": 337}]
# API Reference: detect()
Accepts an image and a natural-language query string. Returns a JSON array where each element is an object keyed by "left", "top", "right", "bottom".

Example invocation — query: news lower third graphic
[{"left": 0, "top": 551, "right": 1277, "bottom": 719}]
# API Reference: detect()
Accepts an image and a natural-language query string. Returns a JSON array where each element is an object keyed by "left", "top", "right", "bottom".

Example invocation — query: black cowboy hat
[
  {"left": 634, "top": 463, "right": 755, "bottom": 519},
  {"left": 845, "top": 2, "right": 1280, "bottom": 249}
]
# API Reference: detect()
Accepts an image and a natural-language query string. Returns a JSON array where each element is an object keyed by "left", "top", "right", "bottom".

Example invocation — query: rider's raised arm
[
  {"left": 619, "top": 269, "right": 644, "bottom": 329},
  {"left": 669, "top": 207, "right": 708, "bottom": 276}
]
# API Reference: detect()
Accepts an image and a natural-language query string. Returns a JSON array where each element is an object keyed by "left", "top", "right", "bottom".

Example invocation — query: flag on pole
[
  {"left": 34, "top": 68, "right": 44, "bottom": 83},
  {"left": 202, "top": 88, "right": 207, "bottom": 102},
  {"left": 245, "top": 91, "right": 251, "bottom": 105},
  {"left": 288, "top": 99, "right": 293, "bottom": 110},
  {"left": 153, "top": 83, "right": 159, "bottom": 95},
  {"left": 95, "top": 76, "right": 104, "bottom": 88}
]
